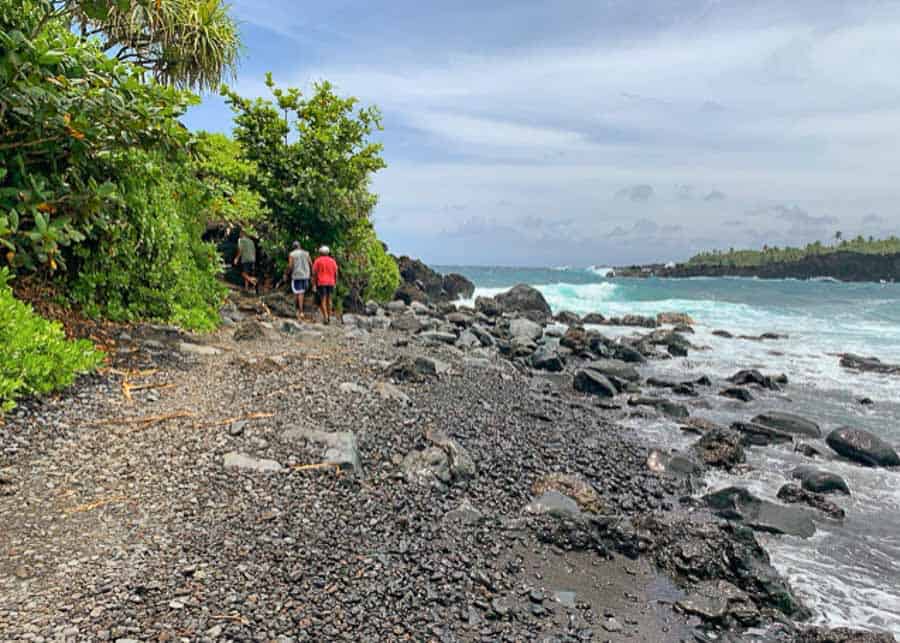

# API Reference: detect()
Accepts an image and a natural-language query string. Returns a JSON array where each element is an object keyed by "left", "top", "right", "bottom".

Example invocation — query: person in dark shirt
[{"left": 233, "top": 230, "right": 258, "bottom": 293}]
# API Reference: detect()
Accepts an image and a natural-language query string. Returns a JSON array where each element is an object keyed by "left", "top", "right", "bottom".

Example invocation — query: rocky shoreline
[
  {"left": 614, "top": 251, "right": 900, "bottom": 282},
  {"left": 0, "top": 285, "right": 896, "bottom": 642}
]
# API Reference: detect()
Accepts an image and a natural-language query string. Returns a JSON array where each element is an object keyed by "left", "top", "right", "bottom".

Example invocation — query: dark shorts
[
  {"left": 240, "top": 261, "right": 256, "bottom": 277},
  {"left": 318, "top": 285, "right": 334, "bottom": 297},
  {"left": 291, "top": 278, "right": 309, "bottom": 294}
]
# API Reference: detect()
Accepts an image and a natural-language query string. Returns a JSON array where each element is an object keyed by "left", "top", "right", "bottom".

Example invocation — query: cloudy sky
[{"left": 184, "top": 0, "right": 900, "bottom": 267}]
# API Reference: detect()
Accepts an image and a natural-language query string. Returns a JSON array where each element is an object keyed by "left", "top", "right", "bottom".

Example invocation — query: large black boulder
[
  {"left": 826, "top": 427, "right": 900, "bottom": 467},
  {"left": 776, "top": 484, "right": 845, "bottom": 521},
  {"left": 394, "top": 256, "right": 475, "bottom": 303},
  {"left": 585, "top": 359, "right": 640, "bottom": 382},
  {"left": 627, "top": 397, "right": 689, "bottom": 419},
  {"left": 704, "top": 486, "right": 816, "bottom": 538},
  {"left": 791, "top": 466, "right": 851, "bottom": 496},
  {"left": 731, "top": 421, "right": 792, "bottom": 447},
  {"left": 752, "top": 412, "right": 822, "bottom": 439},
  {"left": 573, "top": 370, "right": 617, "bottom": 398},
  {"left": 494, "top": 284, "right": 552, "bottom": 317},
  {"left": 727, "top": 369, "right": 781, "bottom": 390},
  {"left": 442, "top": 273, "right": 475, "bottom": 300}
]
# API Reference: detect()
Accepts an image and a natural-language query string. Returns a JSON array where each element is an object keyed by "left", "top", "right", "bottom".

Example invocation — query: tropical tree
[
  {"left": 222, "top": 75, "right": 397, "bottom": 303},
  {"left": 33, "top": 0, "right": 240, "bottom": 91}
]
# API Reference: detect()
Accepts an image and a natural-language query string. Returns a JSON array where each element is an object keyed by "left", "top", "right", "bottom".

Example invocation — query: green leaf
[
  {"left": 96, "top": 182, "right": 118, "bottom": 198},
  {"left": 80, "top": 0, "right": 111, "bottom": 21},
  {"left": 38, "top": 51, "right": 65, "bottom": 65}
]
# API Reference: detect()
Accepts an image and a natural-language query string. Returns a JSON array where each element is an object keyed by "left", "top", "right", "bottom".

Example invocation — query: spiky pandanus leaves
[{"left": 63, "top": 0, "right": 240, "bottom": 91}]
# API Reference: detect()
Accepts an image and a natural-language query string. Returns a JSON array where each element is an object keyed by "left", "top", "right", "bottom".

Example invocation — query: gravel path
[{"left": 0, "top": 301, "right": 848, "bottom": 642}]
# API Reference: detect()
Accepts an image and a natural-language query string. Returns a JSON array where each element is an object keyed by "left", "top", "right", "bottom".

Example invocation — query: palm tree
[
  {"left": 51, "top": 1, "right": 240, "bottom": 92},
  {"left": 834, "top": 230, "right": 843, "bottom": 245}
]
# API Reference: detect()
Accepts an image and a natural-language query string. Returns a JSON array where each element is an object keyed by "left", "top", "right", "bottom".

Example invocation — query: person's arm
[
  {"left": 284, "top": 254, "right": 294, "bottom": 280},
  {"left": 233, "top": 243, "right": 241, "bottom": 266}
]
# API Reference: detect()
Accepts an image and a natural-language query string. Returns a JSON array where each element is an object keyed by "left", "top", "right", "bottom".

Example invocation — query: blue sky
[{"left": 184, "top": 0, "right": 900, "bottom": 266}]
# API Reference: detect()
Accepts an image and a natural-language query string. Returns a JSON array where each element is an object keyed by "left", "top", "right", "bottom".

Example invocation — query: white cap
[{"left": 319, "top": 245, "right": 330, "bottom": 254}]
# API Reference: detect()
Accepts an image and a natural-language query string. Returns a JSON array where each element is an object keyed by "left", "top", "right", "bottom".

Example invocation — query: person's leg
[
  {"left": 324, "top": 293, "right": 332, "bottom": 324},
  {"left": 318, "top": 290, "right": 327, "bottom": 323},
  {"left": 295, "top": 292, "right": 305, "bottom": 320}
]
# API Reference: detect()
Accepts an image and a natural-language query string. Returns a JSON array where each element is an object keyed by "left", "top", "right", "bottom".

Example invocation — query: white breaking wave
[{"left": 586, "top": 265, "right": 614, "bottom": 277}]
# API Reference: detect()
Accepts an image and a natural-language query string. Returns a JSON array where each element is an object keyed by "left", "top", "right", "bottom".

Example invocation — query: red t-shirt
[{"left": 313, "top": 255, "right": 338, "bottom": 286}]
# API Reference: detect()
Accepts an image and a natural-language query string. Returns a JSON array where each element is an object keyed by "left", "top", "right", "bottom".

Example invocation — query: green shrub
[
  {"left": 362, "top": 232, "right": 400, "bottom": 302},
  {"left": 67, "top": 150, "right": 226, "bottom": 331},
  {"left": 0, "top": 269, "right": 103, "bottom": 413}
]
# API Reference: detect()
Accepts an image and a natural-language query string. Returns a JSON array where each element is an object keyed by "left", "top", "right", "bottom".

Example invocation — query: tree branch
[{"left": 0, "top": 136, "right": 63, "bottom": 151}]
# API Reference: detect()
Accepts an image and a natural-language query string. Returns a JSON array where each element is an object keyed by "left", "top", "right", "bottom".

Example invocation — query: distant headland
[{"left": 615, "top": 236, "right": 900, "bottom": 282}]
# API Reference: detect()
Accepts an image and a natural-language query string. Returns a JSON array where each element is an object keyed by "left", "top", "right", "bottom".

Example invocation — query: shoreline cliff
[{"left": 617, "top": 251, "right": 900, "bottom": 282}]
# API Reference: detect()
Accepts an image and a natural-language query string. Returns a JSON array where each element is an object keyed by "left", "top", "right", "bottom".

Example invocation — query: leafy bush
[
  {"left": 1, "top": 3, "right": 226, "bottom": 330},
  {"left": 193, "top": 132, "right": 268, "bottom": 228},
  {"left": 0, "top": 268, "right": 103, "bottom": 413},
  {"left": 0, "top": 3, "right": 199, "bottom": 274},
  {"left": 362, "top": 232, "right": 400, "bottom": 302},
  {"left": 334, "top": 222, "right": 400, "bottom": 309},
  {"left": 67, "top": 150, "right": 226, "bottom": 331}
]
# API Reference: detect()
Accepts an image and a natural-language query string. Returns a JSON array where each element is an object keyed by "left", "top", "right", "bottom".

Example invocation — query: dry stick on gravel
[
  {"left": 122, "top": 381, "right": 176, "bottom": 401},
  {"left": 197, "top": 412, "right": 275, "bottom": 429},
  {"left": 210, "top": 613, "right": 250, "bottom": 625},
  {"left": 87, "top": 411, "right": 195, "bottom": 427},
  {"left": 291, "top": 463, "right": 342, "bottom": 472},
  {"left": 64, "top": 495, "right": 128, "bottom": 515}
]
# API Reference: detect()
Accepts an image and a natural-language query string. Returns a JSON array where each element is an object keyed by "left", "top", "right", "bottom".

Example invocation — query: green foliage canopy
[
  {"left": 222, "top": 75, "right": 387, "bottom": 250},
  {"left": 0, "top": 1, "right": 199, "bottom": 273},
  {"left": 40, "top": 0, "right": 240, "bottom": 91},
  {"left": 192, "top": 131, "right": 268, "bottom": 228},
  {"left": 1, "top": 0, "right": 227, "bottom": 328}
]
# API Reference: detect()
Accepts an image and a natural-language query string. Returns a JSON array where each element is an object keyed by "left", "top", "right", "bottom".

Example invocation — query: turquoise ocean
[{"left": 443, "top": 265, "right": 900, "bottom": 635}]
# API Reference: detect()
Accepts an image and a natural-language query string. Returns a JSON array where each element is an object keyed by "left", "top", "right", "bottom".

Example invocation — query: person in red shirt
[{"left": 312, "top": 245, "right": 338, "bottom": 324}]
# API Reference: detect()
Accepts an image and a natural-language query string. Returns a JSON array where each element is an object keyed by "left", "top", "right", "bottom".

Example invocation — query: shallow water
[{"left": 447, "top": 266, "right": 900, "bottom": 635}]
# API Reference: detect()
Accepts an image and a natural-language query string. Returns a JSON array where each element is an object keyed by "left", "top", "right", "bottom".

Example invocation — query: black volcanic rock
[
  {"left": 393, "top": 255, "right": 475, "bottom": 303},
  {"left": 826, "top": 427, "right": 900, "bottom": 467},
  {"left": 494, "top": 284, "right": 552, "bottom": 317}
]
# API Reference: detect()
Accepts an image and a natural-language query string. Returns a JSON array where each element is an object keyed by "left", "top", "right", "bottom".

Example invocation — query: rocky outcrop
[
  {"left": 693, "top": 427, "right": 745, "bottom": 470},
  {"left": 573, "top": 370, "right": 617, "bottom": 397},
  {"left": 661, "top": 251, "right": 900, "bottom": 282},
  {"left": 627, "top": 397, "right": 690, "bottom": 419},
  {"left": 493, "top": 284, "right": 552, "bottom": 318},
  {"left": 840, "top": 353, "right": 900, "bottom": 375},
  {"left": 826, "top": 427, "right": 900, "bottom": 467},
  {"left": 636, "top": 515, "right": 811, "bottom": 620},
  {"left": 394, "top": 256, "right": 475, "bottom": 304},
  {"left": 704, "top": 486, "right": 816, "bottom": 538},
  {"left": 751, "top": 412, "right": 821, "bottom": 439},
  {"left": 791, "top": 466, "right": 851, "bottom": 495},
  {"left": 776, "top": 484, "right": 845, "bottom": 520}
]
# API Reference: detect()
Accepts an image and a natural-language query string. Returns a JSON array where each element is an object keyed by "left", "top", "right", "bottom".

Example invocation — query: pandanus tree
[{"left": 35, "top": 0, "right": 240, "bottom": 91}]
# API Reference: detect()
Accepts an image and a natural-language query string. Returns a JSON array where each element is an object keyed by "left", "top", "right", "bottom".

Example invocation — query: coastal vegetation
[
  {"left": 0, "top": 0, "right": 397, "bottom": 410},
  {"left": 0, "top": 268, "right": 102, "bottom": 412},
  {"left": 685, "top": 235, "right": 900, "bottom": 268}
]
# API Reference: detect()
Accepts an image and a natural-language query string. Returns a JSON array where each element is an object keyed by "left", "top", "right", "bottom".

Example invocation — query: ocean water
[{"left": 444, "top": 266, "right": 900, "bottom": 635}]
